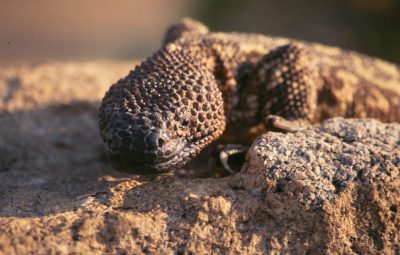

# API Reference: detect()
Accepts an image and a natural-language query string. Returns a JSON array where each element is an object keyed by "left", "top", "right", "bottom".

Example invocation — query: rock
[
  {"left": 239, "top": 118, "right": 400, "bottom": 254},
  {"left": 0, "top": 61, "right": 399, "bottom": 254}
]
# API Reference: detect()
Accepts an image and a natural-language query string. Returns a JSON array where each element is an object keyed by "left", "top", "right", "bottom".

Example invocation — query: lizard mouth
[
  {"left": 149, "top": 133, "right": 214, "bottom": 172},
  {"left": 107, "top": 133, "right": 214, "bottom": 175}
]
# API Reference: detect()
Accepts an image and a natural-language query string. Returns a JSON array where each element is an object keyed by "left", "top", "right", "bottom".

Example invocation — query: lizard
[{"left": 99, "top": 18, "right": 400, "bottom": 175}]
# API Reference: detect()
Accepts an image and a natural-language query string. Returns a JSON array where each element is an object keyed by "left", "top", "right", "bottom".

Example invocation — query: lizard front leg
[
  {"left": 213, "top": 44, "right": 321, "bottom": 175},
  {"left": 260, "top": 43, "right": 321, "bottom": 131}
]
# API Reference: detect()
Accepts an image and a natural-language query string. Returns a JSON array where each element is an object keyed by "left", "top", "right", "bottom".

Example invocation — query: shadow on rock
[{"left": 0, "top": 100, "right": 130, "bottom": 217}]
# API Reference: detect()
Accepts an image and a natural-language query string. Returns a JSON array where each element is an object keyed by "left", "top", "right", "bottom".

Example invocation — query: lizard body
[{"left": 99, "top": 18, "right": 400, "bottom": 174}]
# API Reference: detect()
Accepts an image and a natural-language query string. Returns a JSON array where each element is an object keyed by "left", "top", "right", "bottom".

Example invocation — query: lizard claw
[
  {"left": 210, "top": 144, "right": 248, "bottom": 177},
  {"left": 219, "top": 149, "right": 239, "bottom": 175}
]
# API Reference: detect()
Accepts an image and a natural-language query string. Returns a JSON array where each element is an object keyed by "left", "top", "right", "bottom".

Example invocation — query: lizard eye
[{"left": 181, "top": 118, "right": 190, "bottom": 127}]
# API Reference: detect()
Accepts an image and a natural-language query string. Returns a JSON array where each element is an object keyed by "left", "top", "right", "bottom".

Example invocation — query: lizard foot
[
  {"left": 209, "top": 144, "right": 248, "bottom": 177},
  {"left": 265, "top": 115, "right": 307, "bottom": 132}
]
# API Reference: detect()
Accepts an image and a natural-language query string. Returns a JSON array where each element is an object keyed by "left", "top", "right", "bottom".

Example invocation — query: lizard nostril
[
  {"left": 145, "top": 132, "right": 168, "bottom": 150},
  {"left": 158, "top": 138, "right": 166, "bottom": 147}
]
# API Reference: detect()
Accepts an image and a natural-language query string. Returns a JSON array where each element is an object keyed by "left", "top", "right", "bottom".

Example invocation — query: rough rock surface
[
  {"left": 240, "top": 118, "right": 400, "bottom": 254},
  {"left": 0, "top": 61, "right": 399, "bottom": 255}
]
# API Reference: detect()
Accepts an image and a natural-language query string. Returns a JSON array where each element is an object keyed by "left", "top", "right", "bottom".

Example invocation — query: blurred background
[{"left": 1, "top": 0, "right": 399, "bottom": 66}]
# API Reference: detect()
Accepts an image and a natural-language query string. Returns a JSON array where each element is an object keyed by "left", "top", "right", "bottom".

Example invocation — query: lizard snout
[
  {"left": 106, "top": 128, "right": 187, "bottom": 175},
  {"left": 145, "top": 131, "right": 180, "bottom": 157}
]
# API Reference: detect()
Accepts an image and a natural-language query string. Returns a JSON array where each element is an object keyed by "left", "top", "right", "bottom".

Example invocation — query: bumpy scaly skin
[{"left": 99, "top": 18, "right": 400, "bottom": 174}]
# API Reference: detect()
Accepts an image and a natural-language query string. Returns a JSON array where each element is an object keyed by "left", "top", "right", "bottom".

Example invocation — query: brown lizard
[{"left": 99, "top": 18, "right": 400, "bottom": 175}]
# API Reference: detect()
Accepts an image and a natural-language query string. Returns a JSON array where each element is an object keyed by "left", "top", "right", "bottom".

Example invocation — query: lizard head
[{"left": 99, "top": 56, "right": 226, "bottom": 175}]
